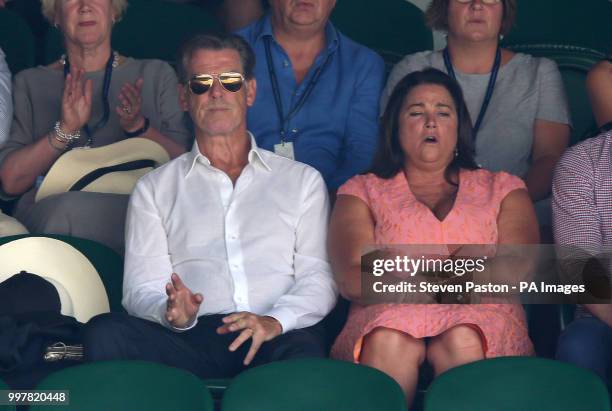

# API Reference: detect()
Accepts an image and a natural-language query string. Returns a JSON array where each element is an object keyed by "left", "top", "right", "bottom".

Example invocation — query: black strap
[
  {"left": 443, "top": 46, "right": 501, "bottom": 140},
  {"left": 63, "top": 52, "right": 115, "bottom": 147},
  {"left": 69, "top": 160, "right": 156, "bottom": 192},
  {"left": 264, "top": 36, "right": 333, "bottom": 142}
]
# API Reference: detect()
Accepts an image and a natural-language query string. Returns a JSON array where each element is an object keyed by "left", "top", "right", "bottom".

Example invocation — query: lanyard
[
  {"left": 443, "top": 46, "right": 501, "bottom": 140},
  {"left": 264, "top": 36, "right": 332, "bottom": 142},
  {"left": 63, "top": 51, "right": 115, "bottom": 147}
]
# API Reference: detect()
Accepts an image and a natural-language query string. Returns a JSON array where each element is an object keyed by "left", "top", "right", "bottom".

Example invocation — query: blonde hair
[{"left": 41, "top": 0, "right": 128, "bottom": 25}]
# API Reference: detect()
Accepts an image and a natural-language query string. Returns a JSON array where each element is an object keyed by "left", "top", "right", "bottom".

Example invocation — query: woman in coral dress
[{"left": 329, "top": 68, "right": 538, "bottom": 407}]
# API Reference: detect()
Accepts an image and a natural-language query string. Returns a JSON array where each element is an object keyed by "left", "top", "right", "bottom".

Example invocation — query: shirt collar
[
  {"left": 184, "top": 131, "right": 272, "bottom": 178},
  {"left": 255, "top": 13, "right": 339, "bottom": 54}
]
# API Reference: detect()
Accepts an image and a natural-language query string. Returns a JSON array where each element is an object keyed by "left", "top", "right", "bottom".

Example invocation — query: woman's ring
[{"left": 122, "top": 106, "right": 132, "bottom": 115}]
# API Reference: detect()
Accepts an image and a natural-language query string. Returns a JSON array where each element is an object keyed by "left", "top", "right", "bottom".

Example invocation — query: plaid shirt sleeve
[{"left": 552, "top": 143, "right": 602, "bottom": 250}]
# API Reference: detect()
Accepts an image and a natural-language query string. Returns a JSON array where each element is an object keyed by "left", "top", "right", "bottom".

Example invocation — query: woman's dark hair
[{"left": 370, "top": 68, "right": 479, "bottom": 183}]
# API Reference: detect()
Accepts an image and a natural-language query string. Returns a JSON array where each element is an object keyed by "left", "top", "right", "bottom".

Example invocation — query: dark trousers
[
  {"left": 556, "top": 317, "right": 612, "bottom": 381},
  {"left": 83, "top": 312, "right": 326, "bottom": 378}
]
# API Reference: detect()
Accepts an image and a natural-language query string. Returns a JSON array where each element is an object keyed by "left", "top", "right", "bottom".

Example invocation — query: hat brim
[
  {"left": 0, "top": 237, "right": 110, "bottom": 322},
  {"left": 36, "top": 138, "right": 170, "bottom": 203}
]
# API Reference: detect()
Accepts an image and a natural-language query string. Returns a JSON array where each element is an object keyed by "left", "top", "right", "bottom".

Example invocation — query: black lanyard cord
[
  {"left": 443, "top": 46, "right": 501, "bottom": 140},
  {"left": 264, "top": 36, "right": 333, "bottom": 141},
  {"left": 63, "top": 51, "right": 115, "bottom": 147}
]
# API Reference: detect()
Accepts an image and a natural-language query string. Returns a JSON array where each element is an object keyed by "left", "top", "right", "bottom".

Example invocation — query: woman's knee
[
  {"left": 427, "top": 325, "right": 483, "bottom": 364},
  {"left": 431, "top": 325, "right": 484, "bottom": 355},
  {"left": 427, "top": 326, "right": 484, "bottom": 375},
  {"left": 361, "top": 327, "right": 426, "bottom": 365}
]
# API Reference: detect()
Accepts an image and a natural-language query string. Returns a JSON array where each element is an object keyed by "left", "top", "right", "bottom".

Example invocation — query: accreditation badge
[{"left": 274, "top": 141, "right": 295, "bottom": 160}]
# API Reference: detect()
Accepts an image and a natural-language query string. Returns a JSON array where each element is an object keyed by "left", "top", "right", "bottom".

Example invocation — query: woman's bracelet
[
  {"left": 54, "top": 121, "right": 81, "bottom": 144},
  {"left": 47, "top": 132, "right": 67, "bottom": 152}
]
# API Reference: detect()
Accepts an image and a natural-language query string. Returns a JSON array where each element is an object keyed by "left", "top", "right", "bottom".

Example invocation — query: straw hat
[
  {"left": 0, "top": 237, "right": 110, "bottom": 322},
  {"left": 36, "top": 138, "right": 169, "bottom": 202}
]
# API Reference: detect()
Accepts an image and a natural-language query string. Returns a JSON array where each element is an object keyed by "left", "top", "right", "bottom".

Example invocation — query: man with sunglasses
[
  {"left": 237, "top": 0, "right": 385, "bottom": 190},
  {"left": 83, "top": 33, "right": 337, "bottom": 379}
]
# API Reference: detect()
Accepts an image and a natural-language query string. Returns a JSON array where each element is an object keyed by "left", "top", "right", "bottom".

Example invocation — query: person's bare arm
[
  {"left": 587, "top": 60, "right": 612, "bottom": 128},
  {"left": 328, "top": 195, "right": 376, "bottom": 304},
  {"left": 474, "top": 188, "right": 540, "bottom": 294},
  {"left": 524, "top": 119, "right": 570, "bottom": 202},
  {"left": 0, "top": 69, "right": 92, "bottom": 195}
]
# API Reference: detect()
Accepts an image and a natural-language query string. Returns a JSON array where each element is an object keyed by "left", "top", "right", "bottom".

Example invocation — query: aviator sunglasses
[
  {"left": 455, "top": 0, "right": 501, "bottom": 4},
  {"left": 188, "top": 72, "right": 245, "bottom": 94}
]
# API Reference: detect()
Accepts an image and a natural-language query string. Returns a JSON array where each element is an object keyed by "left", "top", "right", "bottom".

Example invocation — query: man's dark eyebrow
[{"left": 406, "top": 103, "right": 425, "bottom": 109}]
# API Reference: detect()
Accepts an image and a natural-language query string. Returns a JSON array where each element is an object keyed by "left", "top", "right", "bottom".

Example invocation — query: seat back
[
  {"left": 507, "top": 44, "right": 605, "bottom": 145},
  {"left": 503, "top": 0, "right": 612, "bottom": 54},
  {"left": 44, "top": 0, "right": 220, "bottom": 65},
  {"left": 0, "top": 8, "right": 36, "bottom": 74},
  {"left": 0, "top": 377, "right": 15, "bottom": 411},
  {"left": 425, "top": 356, "right": 611, "bottom": 411},
  {"left": 222, "top": 358, "right": 407, "bottom": 411},
  {"left": 331, "top": 0, "right": 433, "bottom": 71},
  {"left": 30, "top": 360, "right": 214, "bottom": 411}
]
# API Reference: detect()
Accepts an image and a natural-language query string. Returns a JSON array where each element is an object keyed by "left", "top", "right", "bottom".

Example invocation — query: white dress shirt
[
  {"left": 0, "top": 48, "right": 12, "bottom": 145},
  {"left": 123, "top": 134, "right": 337, "bottom": 333}
]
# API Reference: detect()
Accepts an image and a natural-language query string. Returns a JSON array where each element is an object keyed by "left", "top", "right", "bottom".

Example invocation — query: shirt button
[{"left": 283, "top": 60, "right": 289, "bottom": 68}]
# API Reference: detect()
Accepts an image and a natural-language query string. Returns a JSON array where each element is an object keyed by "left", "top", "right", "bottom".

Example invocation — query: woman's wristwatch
[{"left": 124, "top": 117, "right": 150, "bottom": 137}]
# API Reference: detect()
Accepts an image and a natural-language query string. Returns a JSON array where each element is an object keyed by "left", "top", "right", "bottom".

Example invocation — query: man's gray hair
[{"left": 176, "top": 33, "right": 256, "bottom": 84}]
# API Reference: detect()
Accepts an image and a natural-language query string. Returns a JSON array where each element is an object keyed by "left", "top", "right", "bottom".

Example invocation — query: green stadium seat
[
  {"left": 503, "top": 0, "right": 612, "bottom": 54},
  {"left": 0, "top": 234, "right": 124, "bottom": 313},
  {"left": 0, "top": 8, "right": 36, "bottom": 74},
  {"left": 424, "top": 356, "right": 610, "bottom": 411},
  {"left": 331, "top": 0, "right": 433, "bottom": 72},
  {"left": 203, "top": 378, "right": 230, "bottom": 409},
  {"left": 507, "top": 44, "right": 605, "bottom": 145},
  {"left": 222, "top": 358, "right": 407, "bottom": 411},
  {"left": 30, "top": 360, "right": 214, "bottom": 411},
  {"left": 44, "top": 0, "right": 221, "bottom": 66},
  {"left": 0, "top": 377, "right": 15, "bottom": 411}
]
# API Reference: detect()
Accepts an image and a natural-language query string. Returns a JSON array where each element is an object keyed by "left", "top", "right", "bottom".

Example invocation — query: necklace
[{"left": 60, "top": 50, "right": 119, "bottom": 69}]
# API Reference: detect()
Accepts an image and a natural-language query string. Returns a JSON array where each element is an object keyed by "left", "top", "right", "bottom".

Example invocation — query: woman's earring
[{"left": 454, "top": 147, "right": 459, "bottom": 158}]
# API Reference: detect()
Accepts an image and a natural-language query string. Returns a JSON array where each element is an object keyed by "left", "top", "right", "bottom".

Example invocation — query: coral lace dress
[{"left": 331, "top": 169, "right": 534, "bottom": 362}]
